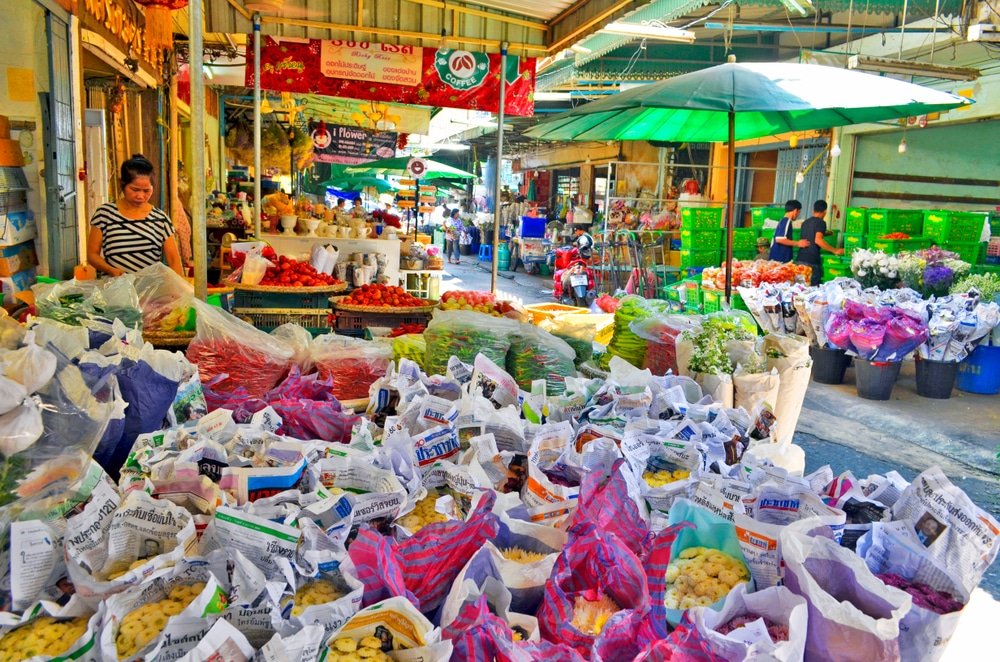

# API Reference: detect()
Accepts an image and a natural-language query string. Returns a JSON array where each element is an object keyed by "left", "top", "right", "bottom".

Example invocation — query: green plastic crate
[
  {"left": 680, "top": 207, "right": 725, "bottom": 230},
  {"left": 733, "top": 249, "right": 756, "bottom": 261},
  {"left": 843, "top": 233, "right": 866, "bottom": 256},
  {"left": 665, "top": 278, "right": 701, "bottom": 304},
  {"left": 729, "top": 228, "right": 759, "bottom": 251},
  {"left": 680, "top": 228, "right": 723, "bottom": 249},
  {"left": 679, "top": 248, "right": 721, "bottom": 268},
  {"left": 823, "top": 255, "right": 850, "bottom": 269},
  {"left": 866, "top": 209, "right": 924, "bottom": 237},
  {"left": 702, "top": 288, "right": 749, "bottom": 314},
  {"left": 948, "top": 212, "right": 990, "bottom": 242},
  {"left": 868, "top": 237, "right": 931, "bottom": 254},
  {"left": 922, "top": 210, "right": 951, "bottom": 242},
  {"left": 750, "top": 206, "right": 786, "bottom": 228},
  {"left": 844, "top": 207, "right": 868, "bottom": 235},
  {"left": 822, "top": 263, "right": 853, "bottom": 282},
  {"left": 943, "top": 241, "right": 985, "bottom": 265},
  {"left": 972, "top": 264, "right": 1000, "bottom": 276}
]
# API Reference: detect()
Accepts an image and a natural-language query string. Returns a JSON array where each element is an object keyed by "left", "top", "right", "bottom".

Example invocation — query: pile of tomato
[
  {"left": 260, "top": 256, "right": 342, "bottom": 288},
  {"left": 341, "top": 284, "right": 427, "bottom": 308},
  {"left": 701, "top": 260, "right": 812, "bottom": 290}
]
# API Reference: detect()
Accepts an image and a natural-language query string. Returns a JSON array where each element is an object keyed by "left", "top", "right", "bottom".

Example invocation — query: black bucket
[
  {"left": 915, "top": 358, "right": 959, "bottom": 399},
  {"left": 854, "top": 360, "right": 901, "bottom": 401},
  {"left": 810, "top": 345, "right": 852, "bottom": 385}
]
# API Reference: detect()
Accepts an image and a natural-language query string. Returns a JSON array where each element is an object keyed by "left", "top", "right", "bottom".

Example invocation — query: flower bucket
[
  {"left": 810, "top": 345, "right": 852, "bottom": 385},
  {"left": 956, "top": 345, "right": 1000, "bottom": 395},
  {"left": 854, "top": 360, "right": 901, "bottom": 401},
  {"left": 914, "top": 357, "right": 959, "bottom": 399}
]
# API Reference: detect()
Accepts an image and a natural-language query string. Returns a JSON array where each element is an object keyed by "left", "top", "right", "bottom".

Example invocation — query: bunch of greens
[
  {"left": 683, "top": 317, "right": 754, "bottom": 375},
  {"left": 951, "top": 273, "right": 1000, "bottom": 301}
]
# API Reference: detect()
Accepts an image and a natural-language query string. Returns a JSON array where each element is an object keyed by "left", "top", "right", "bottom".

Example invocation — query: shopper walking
[
  {"left": 768, "top": 200, "right": 808, "bottom": 263},
  {"left": 797, "top": 200, "right": 844, "bottom": 285},
  {"left": 445, "top": 208, "right": 462, "bottom": 264},
  {"left": 87, "top": 154, "right": 183, "bottom": 277}
]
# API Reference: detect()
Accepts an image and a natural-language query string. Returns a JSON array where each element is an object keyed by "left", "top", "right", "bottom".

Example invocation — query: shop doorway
[{"left": 40, "top": 8, "right": 79, "bottom": 279}]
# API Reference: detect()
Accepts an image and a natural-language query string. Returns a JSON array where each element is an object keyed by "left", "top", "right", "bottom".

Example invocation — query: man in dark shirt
[
  {"left": 796, "top": 200, "right": 844, "bottom": 285},
  {"left": 768, "top": 200, "right": 807, "bottom": 262}
]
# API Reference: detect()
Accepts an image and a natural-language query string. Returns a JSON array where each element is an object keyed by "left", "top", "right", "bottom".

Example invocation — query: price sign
[
  {"left": 407, "top": 158, "right": 428, "bottom": 178},
  {"left": 397, "top": 200, "right": 416, "bottom": 209}
]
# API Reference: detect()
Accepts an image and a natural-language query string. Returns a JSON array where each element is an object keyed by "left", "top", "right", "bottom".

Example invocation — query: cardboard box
[
  {"left": 0, "top": 211, "right": 36, "bottom": 246},
  {"left": 0, "top": 240, "right": 37, "bottom": 276},
  {"left": 1, "top": 267, "right": 35, "bottom": 306}
]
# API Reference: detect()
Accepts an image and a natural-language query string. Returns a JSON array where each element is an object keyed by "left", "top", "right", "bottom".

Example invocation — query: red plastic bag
[
  {"left": 568, "top": 459, "right": 650, "bottom": 557},
  {"left": 537, "top": 520, "right": 651, "bottom": 657},
  {"left": 186, "top": 301, "right": 293, "bottom": 399},
  {"left": 311, "top": 336, "right": 393, "bottom": 401},
  {"left": 348, "top": 490, "right": 499, "bottom": 612}
]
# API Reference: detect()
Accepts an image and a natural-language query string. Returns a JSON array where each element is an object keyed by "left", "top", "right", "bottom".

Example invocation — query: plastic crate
[
  {"left": 843, "top": 233, "right": 866, "bottom": 256},
  {"left": 680, "top": 207, "right": 724, "bottom": 230},
  {"left": 233, "top": 287, "right": 337, "bottom": 310},
  {"left": 865, "top": 209, "right": 924, "bottom": 237},
  {"left": 868, "top": 237, "right": 931, "bottom": 255},
  {"left": 524, "top": 302, "right": 587, "bottom": 325},
  {"left": 922, "top": 210, "right": 951, "bottom": 242},
  {"left": 943, "top": 241, "right": 986, "bottom": 265},
  {"left": 732, "top": 249, "right": 756, "bottom": 262},
  {"left": 679, "top": 248, "right": 720, "bottom": 268},
  {"left": 334, "top": 309, "right": 433, "bottom": 331},
  {"left": 233, "top": 307, "right": 331, "bottom": 336},
  {"left": 750, "top": 206, "right": 786, "bottom": 228},
  {"left": 665, "top": 278, "right": 701, "bottom": 305},
  {"left": 822, "top": 255, "right": 848, "bottom": 269},
  {"left": 729, "top": 228, "right": 759, "bottom": 250},
  {"left": 520, "top": 216, "right": 546, "bottom": 238},
  {"left": 822, "top": 263, "right": 853, "bottom": 282},
  {"left": 702, "top": 288, "right": 748, "bottom": 314},
  {"left": 680, "top": 228, "right": 722, "bottom": 249},
  {"left": 972, "top": 264, "right": 1000, "bottom": 276},
  {"left": 947, "top": 212, "right": 989, "bottom": 242},
  {"left": 844, "top": 208, "right": 868, "bottom": 235}
]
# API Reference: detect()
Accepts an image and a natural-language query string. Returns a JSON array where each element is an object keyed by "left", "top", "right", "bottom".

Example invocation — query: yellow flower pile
[
  {"left": 643, "top": 468, "right": 690, "bottom": 488},
  {"left": 116, "top": 582, "right": 205, "bottom": 659},
  {"left": 569, "top": 592, "right": 620, "bottom": 636},
  {"left": 664, "top": 547, "right": 749, "bottom": 610},
  {"left": 399, "top": 493, "right": 448, "bottom": 533},
  {"left": 290, "top": 579, "right": 343, "bottom": 617},
  {"left": 107, "top": 557, "right": 154, "bottom": 581},
  {"left": 328, "top": 635, "right": 393, "bottom": 661},
  {"left": 0, "top": 615, "right": 90, "bottom": 661},
  {"left": 499, "top": 547, "right": 549, "bottom": 564}
]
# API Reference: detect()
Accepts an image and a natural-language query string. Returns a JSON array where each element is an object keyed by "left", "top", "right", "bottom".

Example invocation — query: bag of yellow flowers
[
  {"left": 652, "top": 498, "right": 755, "bottom": 627},
  {"left": 0, "top": 602, "right": 101, "bottom": 662}
]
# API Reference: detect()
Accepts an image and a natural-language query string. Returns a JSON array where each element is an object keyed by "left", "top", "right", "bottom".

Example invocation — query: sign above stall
[
  {"left": 247, "top": 36, "right": 536, "bottom": 117},
  {"left": 308, "top": 120, "right": 397, "bottom": 165}
]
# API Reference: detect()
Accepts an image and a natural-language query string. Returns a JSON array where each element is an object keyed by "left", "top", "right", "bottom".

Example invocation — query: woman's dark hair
[
  {"left": 121, "top": 154, "right": 154, "bottom": 185},
  {"left": 450, "top": 208, "right": 460, "bottom": 218}
]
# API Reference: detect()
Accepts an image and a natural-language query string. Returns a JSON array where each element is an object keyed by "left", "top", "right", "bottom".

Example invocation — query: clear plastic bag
[
  {"left": 542, "top": 315, "right": 598, "bottom": 367},
  {"left": 424, "top": 310, "right": 519, "bottom": 376},
  {"left": 630, "top": 314, "right": 702, "bottom": 376},
  {"left": 506, "top": 323, "right": 576, "bottom": 395},
  {"left": 600, "top": 295, "right": 670, "bottom": 369},
  {"left": 311, "top": 335, "right": 393, "bottom": 402},
  {"left": 186, "top": 300, "right": 294, "bottom": 399},
  {"left": 132, "top": 263, "right": 195, "bottom": 332}
]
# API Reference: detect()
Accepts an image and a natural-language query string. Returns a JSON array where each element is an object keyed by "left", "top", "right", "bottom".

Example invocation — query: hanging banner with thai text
[
  {"left": 247, "top": 36, "right": 536, "bottom": 117},
  {"left": 308, "top": 121, "right": 397, "bottom": 165}
]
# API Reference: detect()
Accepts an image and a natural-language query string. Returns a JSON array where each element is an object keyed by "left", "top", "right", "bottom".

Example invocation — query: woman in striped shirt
[{"left": 87, "top": 154, "right": 184, "bottom": 277}]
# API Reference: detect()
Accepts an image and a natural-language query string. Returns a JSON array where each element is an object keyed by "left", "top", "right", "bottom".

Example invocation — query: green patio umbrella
[
  {"left": 328, "top": 176, "right": 400, "bottom": 193},
  {"left": 345, "top": 156, "right": 477, "bottom": 180},
  {"left": 525, "top": 59, "right": 971, "bottom": 300}
]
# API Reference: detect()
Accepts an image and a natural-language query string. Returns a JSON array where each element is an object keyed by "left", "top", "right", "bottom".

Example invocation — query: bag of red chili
[
  {"left": 186, "top": 300, "right": 294, "bottom": 399},
  {"left": 311, "top": 335, "right": 393, "bottom": 402}
]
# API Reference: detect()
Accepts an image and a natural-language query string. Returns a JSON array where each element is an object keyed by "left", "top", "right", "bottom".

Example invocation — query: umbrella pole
[
  {"left": 189, "top": 0, "right": 207, "bottom": 301},
  {"left": 253, "top": 13, "right": 262, "bottom": 240},
  {"left": 724, "top": 110, "right": 735, "bottom": 304},
  {"left": 491, "top": 42, "right": 509, "bottom": 294}
]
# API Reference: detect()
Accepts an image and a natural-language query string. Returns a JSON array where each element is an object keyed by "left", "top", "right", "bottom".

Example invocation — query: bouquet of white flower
[{"left": 850, "top": 249, "right": 901, "bottom": 290}]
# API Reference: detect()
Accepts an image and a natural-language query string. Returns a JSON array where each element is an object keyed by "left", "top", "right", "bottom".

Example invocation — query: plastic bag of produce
[
  {"left": 848, "top": 318, "right": 885, "bottom": 359},
  {"left": 424, "top": 310, "right": 519, "bottom": 376},
  {"left": 325, "top": 596, "right": 453, "bottom": 662},
  {"left": 347, "top": 490, "right": 498, "bottom": 612},
  {"left": 186, "top": 300, "right": 294, "bottom": 399},
  {"left": 32, "top": 279, "right": 100, "bottom": 326},
  {"left": 781, "top": 525, "right": 911, "bottom": 662},
  {"left": 537, "top": 519, "right": 651, "bottom": 656},
  {"left": 600, "top": 296, "right": 669, "bottom": 369},
  {"left": 311, "top": 335, "right": 393, "bottom": 402},
  {"left": 442, "top": 596, "right": 543, "bottom": 662},
  {"left": 271, "top": 323, "right": 314, "bottom": 370},
  {"left": 391, "top": 333, "right": 427, "bottom": 371},
  {"left": 132, "top": 263, "right": 195, "bottom": 332},
  {"left": 87, "top": 275, "right": 143, "bottom": 329},
  {"left": 0, "top": 602, "right": 102, "bottom": 662},
  {"left": 879, "top": 310, "right": 928, "bottom": 361},
  {"left": 687, "top": 583, "right": 808, "bottom": 661},
  {"left": 506, "top": 323, "right": 576, "bottom": 395},
  {"left": 542, "top": 314, "right": 598, "bottom": 367},
  {"left": 763, "top": 333, "right": 812, "bottom": 446},
  {"left": 630, "top": 314, "right": 701, "bottom": 376}
]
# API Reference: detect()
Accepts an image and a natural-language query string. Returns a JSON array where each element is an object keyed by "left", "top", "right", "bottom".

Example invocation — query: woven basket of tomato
[{"left": 331, "top": 284, "right": 437, "bottom": 313}]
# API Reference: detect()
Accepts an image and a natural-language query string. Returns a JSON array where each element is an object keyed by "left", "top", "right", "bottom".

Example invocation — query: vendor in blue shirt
[
  {"left": 796, "top": 200, "right": 844, "bottom": 285},
  {"left": 768, "top": 200, "right": 807, "bottom": 262}
]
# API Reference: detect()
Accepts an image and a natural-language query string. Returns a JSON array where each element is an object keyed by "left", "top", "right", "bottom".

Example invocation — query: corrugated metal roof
[{"left": 465, "top": 0, "right": 579, "bottom": 20}]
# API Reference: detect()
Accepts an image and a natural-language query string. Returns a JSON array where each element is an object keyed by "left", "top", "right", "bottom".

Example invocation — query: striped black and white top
[{"left": 91, "top": 203, "right": 174, "bottom": 273}]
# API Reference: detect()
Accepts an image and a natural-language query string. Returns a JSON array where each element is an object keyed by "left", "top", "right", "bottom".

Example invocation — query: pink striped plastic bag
[
  {"left": 347, "top": 489, "right": 498, "bottom": 612},
  {"left": 567, "top": 459, "right": 652, "bottom": 557}
]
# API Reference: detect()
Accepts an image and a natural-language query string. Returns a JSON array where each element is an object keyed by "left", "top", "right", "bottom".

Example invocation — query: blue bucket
[{"left": 956, "top": 345, "right": 1000, "bottom": 395}]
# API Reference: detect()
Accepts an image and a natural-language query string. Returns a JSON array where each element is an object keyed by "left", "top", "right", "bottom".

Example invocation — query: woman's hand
[{"left": 107, "top": 267, "right": 125, "bottom": 277}]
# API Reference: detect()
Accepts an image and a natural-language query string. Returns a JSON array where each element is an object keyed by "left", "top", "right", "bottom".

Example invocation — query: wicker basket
[
  {"left": 330, "top": 296, "right": 438, "bottom": 314},
  {"left": 142, "top": 330, "right": 196, "bottom": 349},
  {"left": 233, "top": 282, "right": 347, "bottom": 294},
  {"left": 425, "top": 256, "right": 444, "bottom": 270}
]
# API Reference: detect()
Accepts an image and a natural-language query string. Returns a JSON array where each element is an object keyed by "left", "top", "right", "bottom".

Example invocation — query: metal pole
[
  {"left": 253, "top": 13, "right": 262, "bottom": 239},
  {"left": 490, "top": 42, "right": 509, "bottom": 294},
  {"left": 724, "top": 110, "right": 735, "bottom": 304},
  {"left": 168, "top": 54, "right": 179, "bottom": 230},
  {"left": 190, "top": 0, "right": 207, "bottom": 300}
]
